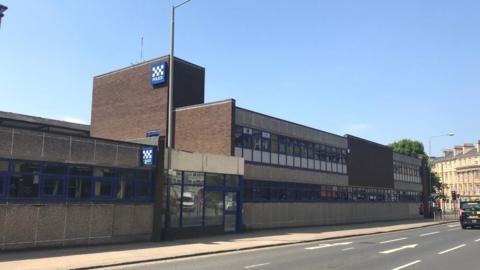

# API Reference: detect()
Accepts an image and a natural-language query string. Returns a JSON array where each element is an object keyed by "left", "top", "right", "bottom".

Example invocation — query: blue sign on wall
[
  {"left": 151, "top": 62, "right": 168, "bottom": 86},
  {"left": 141, "top": 147, "right": 157, "bottom": 166}
]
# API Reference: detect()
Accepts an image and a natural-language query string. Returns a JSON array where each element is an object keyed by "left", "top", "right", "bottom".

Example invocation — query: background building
[{"left": 433, "top": 142, "right": 480, "bottom": 209}]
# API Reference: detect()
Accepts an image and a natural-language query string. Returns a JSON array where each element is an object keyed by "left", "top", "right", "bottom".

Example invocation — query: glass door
[{"left": 224, "top": 191, "right": 238, "bottom": 232}]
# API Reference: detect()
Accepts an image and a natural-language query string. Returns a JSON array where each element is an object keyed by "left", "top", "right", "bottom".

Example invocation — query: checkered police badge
[
  {"left": 151, "top": 62, "right": 167, "bottom": 86},
  {"left": 141, "top": 147, "right": 156, "bottom": 166}
]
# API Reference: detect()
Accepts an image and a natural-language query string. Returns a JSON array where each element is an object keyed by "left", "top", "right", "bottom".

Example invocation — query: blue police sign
[
  {"left": 151, "top": 62, "right": 167, "bottom": 86},
  {"left": 141, "top": 147, "right": 156, "bottom": 166}
]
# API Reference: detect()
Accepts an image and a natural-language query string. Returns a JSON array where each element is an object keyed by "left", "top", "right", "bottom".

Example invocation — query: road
[{"left": 100, "top": 223, "right": 480, "bottom": 270}]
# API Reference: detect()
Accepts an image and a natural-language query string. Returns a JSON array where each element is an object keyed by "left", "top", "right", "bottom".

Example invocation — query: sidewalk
[{"left": 0, "top": 219, "right": 451, "bottom": 270}]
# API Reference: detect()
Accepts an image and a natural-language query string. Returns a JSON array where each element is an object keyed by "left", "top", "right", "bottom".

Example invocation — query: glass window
[
  {"left": 182, "top": 185, "right": 204, "bottom": 227},
  {"left": 225, "top": 175, "right": 239, "bottom": 186},
  {"left": 278, "top": 136, "right": 287, "bottom": 154},
  {"left": 204, "top": 191, "right": 223, "bottom": 226},
  {"left": 116, "top": 179, "right": 134, "bottom": 199},
  {"left": 314, "top": 144, "right": 320, "bottom": 160},
  {"left": 242, "top": 131, "right": 252, "bottom": 150},
  {"left": 136, "top": 170, "right": 150, "bottom": 180},
  {"left": 307, "top": 143, "right": 314, "bottom": 159},
  {"left": 94, "top": 167, "right": 117, "bottom": 177},
  {"left": 287, "top": 138, "right": 294, "bottom": 155},
  {"left": 294, "top": 140, "right": 301, "bottom": 156},
  {"left": 184, "top": 171, "right": 204, "bottom": 185},
  {"left": 271, "top": 135, "right": 278, "bottom": 153},
  {"left": 261, "top": 137, "right": 270, "bottom": 152},
  {"left": 225, "top": 192, "right": 237, "bottom": 211},
  {"left": 9, "top": 175, "right": 39, "bottom": 198},
  {"left": 95, "top": 180, "right": 112, "bottom": 197},
  {"left": 253, "top": 130, "right": 261, "bottom": 151},
  {"left": 44, "top": 164, "right": 67, "bottom": 175},
  {"left": 135, "top": 180, "right": 151, "bottom": 198},
  {"left": 300, "top": 141, "right": 308, "bottom": 158},
  {"left": 0, "top": 175, "right": 4, "bottom": 195},
  {"left": 167, "top": 170, "right": 182, "bottom": 185},
  {"left": 14, "top": 162, "right": 42, "bottom": 174},
  {"left": 68, "top": 177, "right": 91, "bottom": 199},
  {"left": 0, "top": 160, "right": 9, "bottom": 172},
  {"left": 69, "top": 166, "right": 93, "bottom": 176},
  {"left": 206, "top": 173, "right": 224, "bottom": 186},
  {"left": 43, "top": 177, "right": 64, "bottom": 196},
  {"left": 234, "top": 126, "right": 243, "bottom": 147},
  {"left": 168, "top": 185, "right": 181, "bottom": 228}
]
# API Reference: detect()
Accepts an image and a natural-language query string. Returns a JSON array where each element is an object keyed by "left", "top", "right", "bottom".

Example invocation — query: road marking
[
  {"left": 380, "top": 244, "right": 418, "bottom": 254},
  {"left": 448, "top": 224, "right": 459, "bottom": 228},
  {"left": 305, "top": 242, "right": 352, "bottom": 250},
  {"left": 244, "top": 263, "right": 271, "bottom": 269},
  {"left": 392, "top": 260, "right": 422, "bottom": 270},
  {"left": 342, "top": 247, "right": 355, "bottom": 251},
  {"left": 438, "top": 244, "right": 466, "bottom": 255},
  {"left": 380, "top": 237, "right": 408, "bottom": 244},
  {"left": 420, "top": 231, "right": 439, "bottom": 237},
  {"left": 448, "top": 228, "right": 460, "bottom": 231},
  {"left": 475, "top": 239, "right": 480, "bottom": 242}
]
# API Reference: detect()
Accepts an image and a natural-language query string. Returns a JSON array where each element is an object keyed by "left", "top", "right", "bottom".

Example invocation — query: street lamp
[
  {"left": 167, "top": 0, "right": 193, "bottom": 168},
  {"left": 0, "top": 4, "right": 7, "bottom": 29}
]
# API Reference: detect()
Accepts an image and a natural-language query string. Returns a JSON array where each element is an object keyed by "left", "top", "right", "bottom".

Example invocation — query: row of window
[
  {"left": 244, "top": 180, "right": 423, "bottom": 203},
  {"left": 234, "top": 126, "right": 348, "bottom": 175},
  {"left": 393, "top": 161, "right": 421, "bottom": 184},
  {"left": 166, "top": 170, "right": 241, "bottom": 231},
  {"left": 0, "top": 159, "right": 153, "bottom": 201}
]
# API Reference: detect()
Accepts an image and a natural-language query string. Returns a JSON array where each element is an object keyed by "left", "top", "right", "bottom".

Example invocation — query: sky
[{"left": 0, "top": 0, "right": 479, "bottom": 156}]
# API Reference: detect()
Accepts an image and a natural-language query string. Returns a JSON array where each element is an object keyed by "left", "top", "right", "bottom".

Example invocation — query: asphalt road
[{"left": 101, "top": 223, "right": 480, "bottom": 270}]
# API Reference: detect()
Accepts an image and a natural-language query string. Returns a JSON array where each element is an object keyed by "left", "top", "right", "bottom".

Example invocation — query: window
[
  {"left": 271, "top": 135, "right": 278, "bottom": 153},
  {"left": 94, "top": 167, "right": 117, "bottom": 177},
  {"left": 206, "top": 173, "right": 224, "bottom": 186},
  {"left": 135, "top": 180, "right": 151, "bottom": 198},
  {"left": 14, "top": 161, "right": 42, "bottom": 174},
  {"left": 307, "top": 143, "right": 314, "bottom": 159},
  {"left": 95, "top": 179, "right": 112, "bottom": 197},
  {"left": 253, "top": 130, "right": 261, "bottom": 151},
  {"left": 261, "top": 135, "right": 270, "bottom": 152},
  {"left": 182, "top": 185, "right": 204, "bottom": 227},
  {"left": 44, "top": 164, "right": 67, "bottom": 175},
  {"left": 0, "top": 160, "right": 9, "bottom": 172},
  {"left": 69, "top": 166, "right": 93, "bottom": 176},
  {"left": 225, "top": 175, "right": 239, "bottom": 186},
  {"left": 43, "top": 177, "right": 64, "bottom": 196},
  {"left": 204, "top": 191, "right": 223, "bottom": 226},
  {"left": 287, "top": 138, "right": 294, "bottom": 155},
  {"left": 0, "top": 175, "right": 4, "bottom": 195},
  {"left": 168, "top": 184, "right": 181, "bottom": 228},
  {"left": 242, "top": 130, "right": 252, "bottom": 150},
  {"left": 116, "top": 179, "right": 134, "bottom": 199},
  {"left": 68, "top": 177, "right": 91, "bottom": 199},
  {"left": 184, "top": 171, "right": 204, "bottom": 185},
  {"left": 9, "top": 175, "right": 39, "bottom": 198},
  {"left": 278, "top": 136, "right": 287, "bottom": 154},
  {"left": 234, "top": 126, "right": 243, "bottom": 147},
  {"left": 294, "top": 140, "right": 301, "bottom": 156}
]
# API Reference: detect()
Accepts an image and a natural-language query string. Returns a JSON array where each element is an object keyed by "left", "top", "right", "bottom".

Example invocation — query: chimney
[
  {"left": 454, "top": 145, "right": 463, "bottom": 157},
  {"left": 443, "top": 149, "right": 453, "bottom": 158},
  {"left": 463, "top": 143, "right": 475, "bottom": 155},
  {"left": 477, "top": 140, "right": 480, "bottom": 153}
]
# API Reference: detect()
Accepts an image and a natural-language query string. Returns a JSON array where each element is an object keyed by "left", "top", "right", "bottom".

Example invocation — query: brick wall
[
  {"left": 174, "top": 100, "right": 235, "bottom": 156},
  {"left": 91, "top": 56, "right": 205, "bottom": 141}
]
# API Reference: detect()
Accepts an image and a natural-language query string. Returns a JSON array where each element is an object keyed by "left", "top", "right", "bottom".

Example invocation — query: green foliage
[{"left": 389, "top": 139, "right": 444, "bottom": 195}]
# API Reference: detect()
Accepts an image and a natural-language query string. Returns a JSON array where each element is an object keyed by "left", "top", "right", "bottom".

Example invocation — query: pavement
[
  {"left": 0, "top": 219, "right": 453, "bottom": 270},
  {"left": 103, "top": 222, "right": 480, "bottom": 270}
]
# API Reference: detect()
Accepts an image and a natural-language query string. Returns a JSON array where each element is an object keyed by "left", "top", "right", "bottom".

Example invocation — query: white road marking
[
  {"left": 448, "top": 228, "right": 460, "bottom": 231},
  {"left": 244, "top": 263, "right": 271, "bottom": 269},
  {"left": 438, "top": 244, "right": 466, "bottom": 255},
  {"left": 342, "top": 247, "right": 355, "bottom": 251},
  {"left": 392, "top": 260, "right": 422, "bottom": 270},
  {"left": 475, "top": 239, "right": 480, "bottom": 242},
  {"left": 448, "top": 224, "right": 459, "bottom": 228},
  {"left": 420, "top": 231, "right": 439, "bottom": 237},
  {"left": 305, "top": 242, "right": 353, "bottom": 250},
  {"left": 380, "top": 244, "right": 418, "bottom": 254},
  {"left": 380, "top": 237, "right": 407, "bottom": 244}
]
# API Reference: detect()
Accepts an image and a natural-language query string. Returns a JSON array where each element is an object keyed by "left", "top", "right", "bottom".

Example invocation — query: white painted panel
[
  {"left": 262, "top": 151, "right": 270, "bottom": 164},
  {"left": 308, "top": 159, "right": 314, "bottom": 169},
  {"left": 294, "top": 157, "right": 301, "bottom": 167},
  {"left": 271, "top": 153, "right": 279, "bottom": 165},
  {"left": 327, "top": 162, "right": 332, "bottom": 171},
  {"left": 343, "top": 165, "right": 347, "bottom": 174},
  {"left": 287, "top": 156, "right": 294, "bottom": 167},
  {"left": 234, "top": 147, "right": 242, "bottom": 157},
  {"left": 301, "top": 158, "right": 308, "bottom": 168},
  {"left": 314, "top": 160, "right": 320, "bottom": 170},
  {"left": 243, "top": 149, "right": 252, "bottom": 161},
  {"left": 321, "top": 161, "right": 326, "bottom": 171},
  {"left": 253, "top": 150, "right": 261, "bottom": 162},
  {"left": 279, "top": 154, "right": 286, "bottom": 166}
]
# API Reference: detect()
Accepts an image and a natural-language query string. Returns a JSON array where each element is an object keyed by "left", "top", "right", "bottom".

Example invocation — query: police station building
[{"left": 0, "top": 56, "right": 427, "bottom": 250}]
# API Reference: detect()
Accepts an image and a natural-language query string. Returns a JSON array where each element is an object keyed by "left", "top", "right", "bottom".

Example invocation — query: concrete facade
[{"left": 243, "top": 202, "right": 422, "bottom": 230}]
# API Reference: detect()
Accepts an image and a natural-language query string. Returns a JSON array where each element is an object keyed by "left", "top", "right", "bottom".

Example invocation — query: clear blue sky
[{"left": 1, "top": 0, "right": 479, "bottom": 156}]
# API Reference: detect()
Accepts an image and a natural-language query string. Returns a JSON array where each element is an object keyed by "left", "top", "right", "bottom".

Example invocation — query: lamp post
[
  {"left": 0, "top": 5, "right": 7, "bottom": 28},
  {"left": 427, "top": 133, "right": 454, "bottom": 216}
]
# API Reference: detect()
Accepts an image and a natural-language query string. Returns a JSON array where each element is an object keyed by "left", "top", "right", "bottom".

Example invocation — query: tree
[{"left": 389, "top": 139, "right": 443, "bottom": 194}]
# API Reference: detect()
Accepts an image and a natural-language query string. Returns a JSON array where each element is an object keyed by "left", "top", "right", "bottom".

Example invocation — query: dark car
[{"left": 460, "top": 201, "right": 480, "bottom": 229}]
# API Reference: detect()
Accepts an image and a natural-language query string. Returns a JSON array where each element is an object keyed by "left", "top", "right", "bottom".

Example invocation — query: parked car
[{"left": 460, "top": 201, "right": 480, "bottom": 229}]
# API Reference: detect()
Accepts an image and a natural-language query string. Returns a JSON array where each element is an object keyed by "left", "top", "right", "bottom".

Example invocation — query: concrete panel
[
  {"left": 95, "top": 142, "right": 117, "bottom": 165},
  {"left": 0, "top": 204, "right": 6, "bottom": 246},
  {"left": 169, "top": 149, "right": 244, "bottom": 176},
  {"left": 0, "top": 127, "right": 13, "bottom": 157},
  {"left": 133, "top": 204, "right": 153, "bottom": 235},
  {"left": 12, "top": 129, "right": 43, "bottom": 159},
  {"left": 113, "top": 204, "right": 135, "bottom": 236},
  {"left": 117, "top": 145, "right": 140, "bottom": 167},
  {"left": 37, "top": 204, "right": 65, "bottom": 242},
  {"left": 394, "top": 182, "right": 423, "bottom": 192},
  {"left": 43, "top": 134, "right": 69, "bottom": 161},
  {"left": 90, "top": 204, "right": 114, "bottom": 237},
  {"left": 70, "top": 138, "right": 95, "bottom": 163},
  {"left": 5, "top": 205, "right": 37, "bottom": 244},
  {"left": 65, "top": 204, "right": 91, "bottom": 239}
]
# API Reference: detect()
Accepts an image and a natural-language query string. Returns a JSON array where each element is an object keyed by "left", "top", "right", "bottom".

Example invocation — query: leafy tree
[{"left": 389, "top": 139, "right": 444, "bottom": 195}]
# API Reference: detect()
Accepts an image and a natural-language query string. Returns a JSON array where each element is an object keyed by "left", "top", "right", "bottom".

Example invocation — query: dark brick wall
[
  {"left": 91, "top": 56, "right": 205, "bottom": 141},
  {"left": 173, "top": 100, "right": 234, "bottom": 156},
  {"left": 347, "top": 135, "right": 394, "bottom": 188}
]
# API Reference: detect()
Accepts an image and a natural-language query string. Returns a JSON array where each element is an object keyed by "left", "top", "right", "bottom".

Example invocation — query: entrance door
[{"left": 224, "top": 191, "right": 238, "bottom": 232}]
